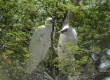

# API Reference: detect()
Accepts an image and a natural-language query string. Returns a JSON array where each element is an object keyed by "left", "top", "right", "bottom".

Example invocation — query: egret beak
[
  {"left": 59, "top": 29, "right": 68, "bottom": 33},
  {"left": 50, "top": 19, "right": 54, "bottom": 23}
]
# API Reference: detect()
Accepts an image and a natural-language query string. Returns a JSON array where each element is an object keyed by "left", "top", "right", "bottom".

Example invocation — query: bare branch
[
  {"left": 74, "top": 0, "right": 81, "bottom": 5},
  {"left": 63, "top": 0, "right": 81, "bottom": 27},
  {"left": 35, "top": 69, "right": 53, "bottom": 80}
]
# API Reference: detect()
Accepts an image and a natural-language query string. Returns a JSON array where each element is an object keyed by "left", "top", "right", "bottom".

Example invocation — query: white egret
[
  {"left": 25, "top": 17, "right": 53, "bottom": 74},
  {"left": 57, "top": 24, "right": 78, "bottom": 61}
]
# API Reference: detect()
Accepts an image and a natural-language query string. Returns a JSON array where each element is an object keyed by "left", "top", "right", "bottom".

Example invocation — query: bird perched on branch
[
  {"left": 57, "top": 24, "right": 78, "bottom": 61},
  {"left": 25, "top": 17, "right": 53, "bottom": 74}
]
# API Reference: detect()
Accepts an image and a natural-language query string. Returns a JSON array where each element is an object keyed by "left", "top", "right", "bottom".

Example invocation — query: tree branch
[
  {"left": 63, "top": 0, "right": 81, "bottom": 27},
  {"left": 45, "top": 8, "right": 54, "bottom": 19}
]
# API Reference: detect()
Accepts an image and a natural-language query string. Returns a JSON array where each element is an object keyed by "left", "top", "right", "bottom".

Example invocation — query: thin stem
[{"left": 41, "top": 60, "right": 44, "bottom": 80}]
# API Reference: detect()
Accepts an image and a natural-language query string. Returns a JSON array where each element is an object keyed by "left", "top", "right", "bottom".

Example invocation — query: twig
[
  {"left": 44, "top": 7, "right": 54, "bottom": 19},
  {"left": 35, "top": 69, "right": 53, "bottom": 80},
  {"left": 74, "top": 0, "right": 81, "bottom": 5},
  {"left": 50, "top": 16, "right": 56, "bottom": 80},
  {"left": 100, "top": 71, "right": 110, "bottom": 73}
]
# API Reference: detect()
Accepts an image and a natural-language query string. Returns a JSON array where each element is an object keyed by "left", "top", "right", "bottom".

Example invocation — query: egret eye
[
  {"left": 49, "top": 19, "right": 53, "bottom": 23},
  {"left": 60, "top": 29, "right": 68, "bottom": 33}
]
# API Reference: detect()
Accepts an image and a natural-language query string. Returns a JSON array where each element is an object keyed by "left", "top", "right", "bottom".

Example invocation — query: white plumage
[
  {"left": 25, "top": 17, "right": 53, "bottom": 74},
  {"left": 57, "top": 24, "right": 78, "bottom": 61}
]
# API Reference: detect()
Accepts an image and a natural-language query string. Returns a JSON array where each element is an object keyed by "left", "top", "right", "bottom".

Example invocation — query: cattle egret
[
  {"left": 25, "top": 17, "right": 53, "bottom": 74},
  {"left": 57, "top": 24, "right": 78, "bottom": 61}
]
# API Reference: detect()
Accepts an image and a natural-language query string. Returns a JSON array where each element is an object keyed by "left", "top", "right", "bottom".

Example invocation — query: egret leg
[{"left": 41, "top": 60, "right": 44, "bottom": 80}]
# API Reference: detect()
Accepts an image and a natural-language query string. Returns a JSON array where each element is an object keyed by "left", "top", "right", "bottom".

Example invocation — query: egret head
[
  {"left": 59, "top": 24, "right": 72, "bottom": 34},
  {"left": 45, "top": 17, "right": 53, "bottom": 27}
]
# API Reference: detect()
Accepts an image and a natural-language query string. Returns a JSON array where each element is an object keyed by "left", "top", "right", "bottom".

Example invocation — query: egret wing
[
  {"left": 26, "top": 25, "right": 51, "bottom": 74},
  {"left": 58, "top": 33, "right": 68, "bottom": 61}
]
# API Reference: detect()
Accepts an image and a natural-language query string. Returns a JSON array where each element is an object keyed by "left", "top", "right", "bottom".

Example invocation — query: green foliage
[{"left": 0, "top": 0, "right": 110, "bottom": 80}]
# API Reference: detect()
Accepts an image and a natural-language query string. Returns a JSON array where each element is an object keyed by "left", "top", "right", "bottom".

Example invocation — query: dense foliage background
[{"left": 0, "top": 0, "right": 110, "bottom": 80}]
